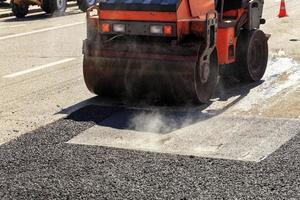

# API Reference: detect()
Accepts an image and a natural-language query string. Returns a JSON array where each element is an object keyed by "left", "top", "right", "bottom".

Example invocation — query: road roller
[{"left": 83, "top": 0, "right": 268, "bottom": 104}]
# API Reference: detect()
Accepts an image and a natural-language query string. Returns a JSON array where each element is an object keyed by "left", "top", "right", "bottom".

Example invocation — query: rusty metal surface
[{"left": 83, "top": 55, "right": 199, "bottom": 104}]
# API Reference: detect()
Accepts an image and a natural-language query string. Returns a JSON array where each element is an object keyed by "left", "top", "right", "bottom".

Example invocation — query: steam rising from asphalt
[
  {"left": 128, "top": 111, "right": 174, "bottom": 133},
  {"left": 128, "top": 110, "right": 202, "bottom": 134}
]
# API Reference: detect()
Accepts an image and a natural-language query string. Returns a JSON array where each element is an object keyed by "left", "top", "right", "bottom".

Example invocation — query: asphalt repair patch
[
  {"left": 0, "top": 105, "right": 299, "bottom": 199},
  {"left": 67, "top": 105, "right": 300, "bottom": 162}
]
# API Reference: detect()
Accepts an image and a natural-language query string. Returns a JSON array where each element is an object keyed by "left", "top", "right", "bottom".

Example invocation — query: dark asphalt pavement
[{"left": 0, "top": 106, "right": 299, "bottom": 199}]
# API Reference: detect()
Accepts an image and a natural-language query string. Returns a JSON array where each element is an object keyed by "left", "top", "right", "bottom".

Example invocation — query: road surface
[{"left": 0, "top": 1, "right": 299, "bottom": 199}]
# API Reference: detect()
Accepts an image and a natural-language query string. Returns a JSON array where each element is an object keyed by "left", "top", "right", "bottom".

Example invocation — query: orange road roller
[{"left": 83, "top": 0, "right": 269, "bottom": 104}]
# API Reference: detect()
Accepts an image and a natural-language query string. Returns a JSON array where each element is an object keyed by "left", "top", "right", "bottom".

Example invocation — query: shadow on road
[{"left": 58, "top": 79, "right": 262, "bottom": 134}]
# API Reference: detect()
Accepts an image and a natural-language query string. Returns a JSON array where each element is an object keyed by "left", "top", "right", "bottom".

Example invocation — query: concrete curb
[{"left": 0, "top": 2, "right": 77, "bottom": 19}]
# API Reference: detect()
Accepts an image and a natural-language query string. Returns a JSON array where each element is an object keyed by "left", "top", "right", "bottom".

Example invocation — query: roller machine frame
[{"left": 83, "top": 0, "right": 269, "bottom": 104}]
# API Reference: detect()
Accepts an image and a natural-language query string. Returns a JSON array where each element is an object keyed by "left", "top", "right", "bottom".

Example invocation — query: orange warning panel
[
  {"left": 216, "top": 27, "right": 237, "bottom": 65},
  {"left": 99, "top": 10, "right": 177, "bottom": 22}
]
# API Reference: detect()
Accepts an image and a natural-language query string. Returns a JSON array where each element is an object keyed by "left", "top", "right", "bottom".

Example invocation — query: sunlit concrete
[{"left": 68, "top": 108, "right": 300, "bottom": 162}]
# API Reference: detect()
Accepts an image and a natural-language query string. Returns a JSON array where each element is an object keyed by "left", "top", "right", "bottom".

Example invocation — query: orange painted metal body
[
  {"left": 99, "top": 10, "right": 177, "bottom": 22},
  {"left": 88, "top": 2, "right": 247, "bottom": 65},
  {"left": 216, "top": 8, "right": 247, "bottom": 64},
  {"left": 216, "top": 27, "right": 237, "bottom": 64}
]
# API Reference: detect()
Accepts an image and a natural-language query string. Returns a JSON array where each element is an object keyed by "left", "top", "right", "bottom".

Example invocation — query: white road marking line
[
  {"left": 8, "top": 24, "right": 26, "bottom": 28},
  {"left": 0, "top": 22, "right": 84, "bottom": 41},
  {"left": 3, "top": 58, "right": 76, "bottom": 78},
  {"left": 0, "top": 24, "right": 26, "bottom": 29}
]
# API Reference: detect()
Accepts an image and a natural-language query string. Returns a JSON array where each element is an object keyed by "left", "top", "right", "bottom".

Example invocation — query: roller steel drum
[{"left": 83, "top": 39, "right": 219, "bottom": 104}]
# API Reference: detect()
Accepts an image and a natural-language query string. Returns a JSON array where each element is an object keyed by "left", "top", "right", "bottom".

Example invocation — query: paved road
[
  {"left": 0, "top": 106, "right": 299, "bottom": 199},
  {"left": 0, "top": 9, "right": 92, "bottom": 144},
  {"left": 0, "top": 1, "right": 299, "bottom": 199}
]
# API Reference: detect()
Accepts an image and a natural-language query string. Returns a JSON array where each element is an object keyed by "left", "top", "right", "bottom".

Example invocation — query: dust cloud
[{"left": 128, "top": 110, "right": 200, "bottom": 134}]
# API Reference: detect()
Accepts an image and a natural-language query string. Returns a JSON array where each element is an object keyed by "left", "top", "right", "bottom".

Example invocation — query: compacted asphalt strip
[{"left": 0, "top": 106, "right": 299, "bottom": 199}]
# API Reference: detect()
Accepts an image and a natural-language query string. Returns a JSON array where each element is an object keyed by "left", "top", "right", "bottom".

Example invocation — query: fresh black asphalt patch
[{"left": 0, "top": 105, "right": 299, "bottom": 199}]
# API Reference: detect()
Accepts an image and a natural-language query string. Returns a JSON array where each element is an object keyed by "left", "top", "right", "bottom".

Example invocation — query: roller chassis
[{"left": 83, "top": 0, "right": 269, "bottom": 104}]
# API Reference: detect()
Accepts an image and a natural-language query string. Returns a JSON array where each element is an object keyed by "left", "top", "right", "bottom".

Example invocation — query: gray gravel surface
[{"left": 0, "top": 106, "right": 299, "bottom": 199}]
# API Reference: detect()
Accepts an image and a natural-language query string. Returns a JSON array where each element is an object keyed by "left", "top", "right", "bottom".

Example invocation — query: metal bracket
[
  {"left": 197, "top": 10, "right": 218, "bottom": 83},
  {"left": 198, "top": 11, "right": 218, "bottom": 65},
  {"left": 86, "top": 6, "right": 100, "bottom": 40},
  {"left": 247, "top": 0, "right": 264, "bottom": 29}
]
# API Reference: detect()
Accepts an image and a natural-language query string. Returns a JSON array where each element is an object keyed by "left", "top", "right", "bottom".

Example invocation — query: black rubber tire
[
  {"left": 51, "top": 0, "right": 67, "bottom": 15},
  {"left": 236, "top": 29, "right": 268, "bottom": 82},
  {"left": 11, "top": 2, "right": 28, "bottom": 18},
  {"left": 41, "top": 0, "right": 51, "bottom": 13},
  {"left": 195, "top": 49, "right": 219, "bottom": 103},
  {"left": 77, "top": 0, "right": 97, "bottom": 12}
]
